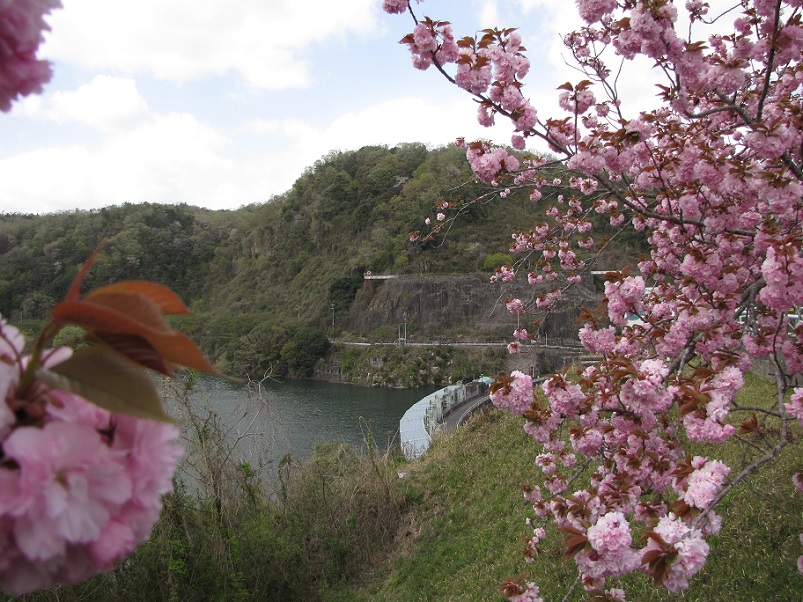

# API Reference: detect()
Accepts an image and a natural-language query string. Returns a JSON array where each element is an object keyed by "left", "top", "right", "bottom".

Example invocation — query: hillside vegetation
[
  {"left": 0, "top": 143, "right": 645, "bottom": 380},
  {"left": 0, "top": 143, "right": 530, "bottom": 323}
]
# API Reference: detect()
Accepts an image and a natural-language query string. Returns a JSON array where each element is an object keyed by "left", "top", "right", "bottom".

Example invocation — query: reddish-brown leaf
[
  {"left": 144, "top": 330, "right": 218, "bottom": 374},
  {"left": 489, "top": 372, "right": 515, "bottom": 396},
  {"left": 641, "top": 545, "right": 677, "bottom": 587},
  {"left": 52, "top": 299, "right": 171, "bottom": 338},
  {"left": 670, "top": 499, "right": 693, "bottom": 519},
  {"left": 92, "top": 332, "right": 171, "bottom": 375},
  {"left": 738, "top": 412, "right": 760, "bottom": 436},
  {"left": 66, "top": 240, "right": 107, "bottom": 301},
  {"left": 501, "top": 580, "right": 525, "bottom": 597},
  {"left": 82, "top": 292, "right": 171, "bottom": 332},
  {"left": 641, "top": 549, "right": 664, "bottom": 565},
  {"left": 86, "top": 281, "right": 191, "bottom": 315},
  {"left": 643, "top": 529, "right": 669, "bottom": 548},
  {"left": 557, "top": 524, "right": 589, "bottom": 560},
  {"left": 52, "top": 299, "right": 217, "bottom": 374}
]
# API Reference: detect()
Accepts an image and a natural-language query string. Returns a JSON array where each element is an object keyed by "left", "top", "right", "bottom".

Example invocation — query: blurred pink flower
[
  {"left": 0, "top": 321, "right": 182, "bottom": 594},
  {"left": 0, "top": 0, "right": 61, "bottom": 111}
]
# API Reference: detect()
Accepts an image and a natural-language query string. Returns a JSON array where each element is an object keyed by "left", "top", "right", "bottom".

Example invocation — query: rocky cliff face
[
  {"left": 346, "top": 274, "right": 600, "bottom": 343},
  {"left": 313, "top": 274, "right": 602, "bottom": 387}
]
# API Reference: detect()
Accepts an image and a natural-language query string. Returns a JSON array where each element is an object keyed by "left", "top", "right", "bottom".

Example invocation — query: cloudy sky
[{"left": 0, "top": 0, "right": 641, "bottom": 215}]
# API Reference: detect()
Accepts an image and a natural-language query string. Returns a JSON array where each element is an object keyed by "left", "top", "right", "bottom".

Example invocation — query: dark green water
[{"left": 183, "top": 377, "right": 439, "bottom": 467}]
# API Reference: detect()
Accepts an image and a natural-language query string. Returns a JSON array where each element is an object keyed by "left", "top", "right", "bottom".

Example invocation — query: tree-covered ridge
[
  {"left": 0, "top": 202, "right": 225, "bottom": 319},
  {"left": 202, "top": 143, "right": 550, "bottom": 318},
  {"left": 0, "top": 142, "right": 645, "bottom": 377},
  {"left": 0, "top": 144, "right": 544, "bottom": 320}
]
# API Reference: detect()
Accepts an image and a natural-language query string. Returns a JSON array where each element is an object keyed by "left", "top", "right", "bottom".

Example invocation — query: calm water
[{"left": 176, "top": 376, "right": 438, "bottom": 471}]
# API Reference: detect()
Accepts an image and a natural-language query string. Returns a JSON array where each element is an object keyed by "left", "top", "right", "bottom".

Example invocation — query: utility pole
[{"left": 330, "top": 304, "right": 335, "bottom": 328}]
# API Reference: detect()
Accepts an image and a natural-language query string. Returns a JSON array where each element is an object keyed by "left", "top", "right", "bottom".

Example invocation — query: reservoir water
[{"left": 174, "top": 376, "right": 439, "bottom": 475}]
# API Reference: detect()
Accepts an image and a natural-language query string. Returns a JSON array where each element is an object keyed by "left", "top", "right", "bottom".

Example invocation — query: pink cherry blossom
[
  {"left": 587, "top": 511, "right": 632, "bottom": 553},
  {"left": 579, "top": 325, "right": 616, "bottom": 354},
  {"left": 643, "top": 514, "right": 710, "bottom": 592},
  {"left": 0, "top": 320, "right": 182, "bottom": 594},
  {"left": 382, "top": 0, "right": 411, "bottom": 15},
  {"left": 576, "top": 0, "right": 618, "bottom": 23},
  {"left": 4, "top": 421, "right": 133, "bottom": 561},
  {"left": 535, "top": 453, "right": 556, "bottom": 475},
  {"left": 786, "top": 389, "right": 803, "bottom": 424},
  {"left": 605, "top": 276, "right": 645, "bottom": 326},
  {"left": 506, "top": 298, "right": 525, "bottom": 314},
  {"left": 507, "top": 582, "right": 545, "bottom": 602},
  {"left": 0, "top": 0, "right": 61, "bottom": 112},
  {"left": 577, "top": 511, "right": 642, "bottom": 580},
  {"left": 490, "top": 370, "right": 533, "bottom": 415},
  {"left": 679, "top": 458, "right": 730, "bottom": 510}
]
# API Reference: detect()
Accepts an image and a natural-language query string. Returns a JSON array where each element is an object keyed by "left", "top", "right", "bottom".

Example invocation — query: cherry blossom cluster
[
  {"left": 0, "top": 319, "right": 182, "bottom": 594},
  {"left": 382, "top": 0, "right": 412, "bottom": 15},
  {"left": 386, "top": 0, "right": 803, "bottom": 597},
  {"left": 502, "top": 580, "right": 545, "bottom": 602},
  {"left": 489, "top": 370, "right": 533, "bottom": 415},
  {"left": 0, "top": 0, "right": 61, "bottom": 111},
  {"left": 400, "top": 15, "right": 457, "bottom": 71}
]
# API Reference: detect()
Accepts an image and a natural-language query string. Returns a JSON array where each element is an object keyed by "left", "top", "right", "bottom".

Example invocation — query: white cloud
[
  {"left": 312, "top": 96, "right": 512, "bottom": 150},
  {"left": 0, "top": 0, "right": 755, "bottom": 217},
  {"left": 0, "top": 111, "right": 239, "bottom": 213},
  {"left": 246, "top": 119, "right": 280, "bottom": 134},
  {"left": 244, "top": 95, "right": 530, "bottom": 204},
  {"left": 289, "top": 96, "right": 516, "bottom": 162},
  {"left": 478, "top": 1, "right": 500, "bottom": 28},
  {"left": 4, "top": 93, "right": 498, "bottom": 213},
  {"left": 43, "top": 0, "right": 380, "bottom": 89},
  {"left": 93, "top": 113, "right": 233, "bottom": 197},
  {"left": 0, "top": 79, "right": 570, "bottom": 214},
  {"left": 19, "top": 75, "right": 149, "bottom": 133}
]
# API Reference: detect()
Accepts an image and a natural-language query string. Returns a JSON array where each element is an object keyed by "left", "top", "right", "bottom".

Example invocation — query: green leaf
[{"left": 37, "top": 348, "right": 174, "bottom": 423}]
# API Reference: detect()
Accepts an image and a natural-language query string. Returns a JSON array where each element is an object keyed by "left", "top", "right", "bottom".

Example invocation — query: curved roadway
[{"left": 441, "top": 394, "right": 491, "bottom": 432}]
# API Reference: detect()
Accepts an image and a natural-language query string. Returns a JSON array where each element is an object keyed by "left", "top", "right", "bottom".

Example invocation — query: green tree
[{"left": 281, "top": 328, "right": 330, "bottom": 377}]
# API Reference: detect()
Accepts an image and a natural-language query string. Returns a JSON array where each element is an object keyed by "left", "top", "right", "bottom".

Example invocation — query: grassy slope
[
  {"left": 353, "top": 409, "right": 539, "bottom": 602},
  {"left": 341, "top": 373, "right": 803, "bottom": 602}
]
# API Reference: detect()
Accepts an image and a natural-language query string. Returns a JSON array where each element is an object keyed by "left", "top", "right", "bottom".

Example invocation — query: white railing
[{"left": 399, "top": 379, "right": 490, "bottom": 460}]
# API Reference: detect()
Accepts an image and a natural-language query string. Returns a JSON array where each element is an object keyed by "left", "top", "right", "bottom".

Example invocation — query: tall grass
[
  {"left": 347, "top": 373, "right": 803, "bottom": 601},
  {"left": 2, "top": 376, "right": 409, "bottom": 602},
  {"left": 349, "top": 409, "right": 540, "bottom": 601}
]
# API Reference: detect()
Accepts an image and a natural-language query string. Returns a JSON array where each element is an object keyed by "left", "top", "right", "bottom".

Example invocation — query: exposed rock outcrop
[{"left": 346, "top": 273, "right": 600, "bottom": 343}]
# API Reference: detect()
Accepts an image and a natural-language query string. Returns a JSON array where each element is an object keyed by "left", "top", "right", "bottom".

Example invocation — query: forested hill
[{"left": 0, "top": 142, "right": 644, "bottom": 374}]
